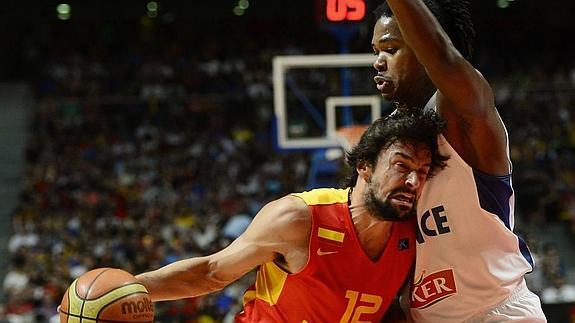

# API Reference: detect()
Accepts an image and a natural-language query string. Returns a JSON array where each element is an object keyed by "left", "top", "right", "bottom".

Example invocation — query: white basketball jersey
[{"left": 409, "top": 96, "right": 535, "bottom": 322}]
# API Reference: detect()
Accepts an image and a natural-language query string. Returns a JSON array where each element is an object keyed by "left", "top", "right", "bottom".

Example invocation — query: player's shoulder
[
  {"left": 291, "top": 188, "right": 349, "bottom": 206},
  {"left": 254, "top": 194, "right": 312, "bottom": 243},
  {"left": 255, "top": 194, "right": 311, "bottom": 230}
]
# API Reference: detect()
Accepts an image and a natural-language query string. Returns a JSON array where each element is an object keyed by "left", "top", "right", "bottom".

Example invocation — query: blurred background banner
[{"left": 0, "top": 0, "right": 575, "bottom": 322}]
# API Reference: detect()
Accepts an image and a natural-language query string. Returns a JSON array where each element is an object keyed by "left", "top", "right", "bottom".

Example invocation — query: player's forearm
[
  {"left": 386, "top": 0, "right": 460, "bottom": 68},
  {"left": 388, "top": 0, "right": 492, "bottom": 118},
  {"left": 136, "top": 256, "right": 228, "bottom": 302}
]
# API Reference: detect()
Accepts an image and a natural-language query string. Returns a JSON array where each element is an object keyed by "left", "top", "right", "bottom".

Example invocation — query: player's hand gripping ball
[{"left": 59, "top": 268, "right": 154, "bottom": 323}]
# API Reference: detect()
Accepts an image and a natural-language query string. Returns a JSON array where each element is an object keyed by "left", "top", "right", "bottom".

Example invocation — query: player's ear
[{"left": 357, "top": 160, "right": 372, "bottom": 181}]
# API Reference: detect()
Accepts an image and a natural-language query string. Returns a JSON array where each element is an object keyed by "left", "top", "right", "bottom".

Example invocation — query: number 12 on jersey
[{"left": 340, "top": 290, "right": 383, "bottom": 323}]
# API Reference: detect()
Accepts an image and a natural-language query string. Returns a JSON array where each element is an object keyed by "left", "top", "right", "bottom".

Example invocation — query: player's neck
[
  {"left": 350, "top": 209, "right": 393, "bottom": 261},
  {"left": 394, "top": 91, "right": 435, "bottom": 112},
  {"left": 394, "top": 102, "right": 424, "bottom": 114},
  {"left": 349, "top": 185, "right": 394, "bottom": 260}
]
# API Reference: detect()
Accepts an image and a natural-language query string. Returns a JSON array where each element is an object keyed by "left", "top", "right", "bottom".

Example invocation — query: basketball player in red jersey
[{"left": 136, "top": 111, "right": 447, "bottom": 322}]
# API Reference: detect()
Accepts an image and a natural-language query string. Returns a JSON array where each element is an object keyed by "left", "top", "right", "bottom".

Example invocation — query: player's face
[
  {"left": 371, "top": 16, "right": 435, "bottom": 108},
  {"left": 364, "top": 141, "right": 431, "bottom": 221}
]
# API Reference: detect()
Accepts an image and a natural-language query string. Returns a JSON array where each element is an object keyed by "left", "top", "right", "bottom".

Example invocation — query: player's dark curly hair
[
  {"left": 344, "top": 110, "right": 448, "bottom": 187},
  {"left": 373, "top": 0, "right": 475, "bottom": 61}
]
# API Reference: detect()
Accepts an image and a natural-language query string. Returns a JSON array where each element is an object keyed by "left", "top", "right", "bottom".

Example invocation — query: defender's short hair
[{"left": 374, "top": 0, "right": 475, "bottom": 61}]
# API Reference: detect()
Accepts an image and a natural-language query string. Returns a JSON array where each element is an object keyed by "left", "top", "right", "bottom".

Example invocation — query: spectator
[
  {"left": 541, "top": 274, "right": 575, "bottom": 304},
  {"left": 541, "top": 242, "right": 567, "bottom": 285}
]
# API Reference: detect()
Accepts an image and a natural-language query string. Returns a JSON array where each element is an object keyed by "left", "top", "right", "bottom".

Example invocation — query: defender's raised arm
[{"left": 382, "top": 0, "right": 509, "bottom": 174}]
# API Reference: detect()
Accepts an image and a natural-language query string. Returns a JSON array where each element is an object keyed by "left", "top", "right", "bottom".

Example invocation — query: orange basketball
[{"left": 59, "top": 268, "right": 154, "bottom": 323}]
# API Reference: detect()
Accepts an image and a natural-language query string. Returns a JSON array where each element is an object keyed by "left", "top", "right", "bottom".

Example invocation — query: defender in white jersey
[{"left": 371, "top": 0, "right": 546, "bottom": 321}]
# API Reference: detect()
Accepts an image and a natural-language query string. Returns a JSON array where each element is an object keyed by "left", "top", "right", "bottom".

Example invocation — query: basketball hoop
[{"left": 335, "top": 125, "right": 369, "bottom": 152}]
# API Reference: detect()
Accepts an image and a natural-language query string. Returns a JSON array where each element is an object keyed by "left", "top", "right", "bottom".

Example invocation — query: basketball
[{"left": 59, "top": 268, "right": 154, "bottom": 323}]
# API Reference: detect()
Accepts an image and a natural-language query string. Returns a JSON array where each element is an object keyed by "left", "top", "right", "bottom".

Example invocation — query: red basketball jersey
[{"left": 236, "top": 188, "right": 416, "bottom": 323}]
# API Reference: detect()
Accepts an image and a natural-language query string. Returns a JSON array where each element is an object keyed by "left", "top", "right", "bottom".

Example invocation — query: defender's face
[
  {"left": 363, "top": 141, "right": 431, "bottom": 220},
  {"left": 371, "top": 16, "right": 434, "bottom": 108}
]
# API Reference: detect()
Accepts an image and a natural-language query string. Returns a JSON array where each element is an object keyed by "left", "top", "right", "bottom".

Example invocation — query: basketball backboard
[{"left": 272, "top": 53, "right": 390, "bottom": 150}]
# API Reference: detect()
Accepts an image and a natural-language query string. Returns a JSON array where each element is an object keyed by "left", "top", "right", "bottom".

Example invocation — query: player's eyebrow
[
  {"left": 394, "top": 152, "right": 432, "bottom": 168},
  {"left": 380, "top": 35, "right": 400, "bottom": 43},
  {"left": 372, "top": 35, "right": 400, "bottom": 48},
  {"left": 394, "top": 151, "right": 414, "bottom": 161}
]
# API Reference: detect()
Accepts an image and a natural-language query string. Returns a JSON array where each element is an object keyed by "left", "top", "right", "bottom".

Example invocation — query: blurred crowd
[
  {"left": 495, "top": 63, "right": 575, "bottom": 306},
  {"left": 2, "top": 37, "right": 313, "bottom": 322},
  {"left": 496, "top": 64, "right": 575, "bottom": 228},
  {"left": 1, "top": 21, "right": 575, "bottom": 323}
]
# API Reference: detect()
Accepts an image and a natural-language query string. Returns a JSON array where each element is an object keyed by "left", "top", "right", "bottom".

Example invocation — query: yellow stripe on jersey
[
  {"left": 292, "top": 188, "right": 349, "bottom": 206},
  {"left": 318, "top": 227, "right": 345, "bottom": 243},
  {"left": 254, "top": 262, "right": 288, "bottom": 305},
  {"left": 242, "top": 289, "right": 256, "bottom": 306}
]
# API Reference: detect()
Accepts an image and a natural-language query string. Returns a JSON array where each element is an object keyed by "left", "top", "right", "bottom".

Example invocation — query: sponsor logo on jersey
[
  {"left": 398, "top": 238, "right": 409, "bottom": 251},
  {"left": 416, "top": 205, "right": 451, "bottom": 243},
  {"left": 316, "top": 248, "right": 338, "bottom": 256},
  {"left": 410, "top": 269, "right": 456, "bottom": 309}
]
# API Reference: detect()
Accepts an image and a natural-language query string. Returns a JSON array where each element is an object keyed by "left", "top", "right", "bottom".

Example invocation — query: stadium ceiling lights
[
  {"left": 56, "top": 3, "right": 71, "bottom": 20},
  {"left": 497, "top": 0, "right": 515, "bottom": 9},
  {"left": 147, "top": 1, "right": 158, "bottom": 18},
  {"left": 233, "top": 0, "right": 249, "bottom": 16}
]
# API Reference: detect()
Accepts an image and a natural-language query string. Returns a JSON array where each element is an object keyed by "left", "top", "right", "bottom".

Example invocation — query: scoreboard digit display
[
  {"left": 316, "top": 0, "right": 367, "bottom": 23},
  {"left": 327, "top": 0, "right": 366, "bottom": 22}
]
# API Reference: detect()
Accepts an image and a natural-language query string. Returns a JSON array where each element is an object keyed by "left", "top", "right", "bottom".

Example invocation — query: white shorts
[{"left": 466, "top": 280, "right": 547, "bottom": 323}]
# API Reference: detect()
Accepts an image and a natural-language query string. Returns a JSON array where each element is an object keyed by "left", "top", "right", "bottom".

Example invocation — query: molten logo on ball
[{"left": 121, "top": 297, "right": 154, "bottom": 319}]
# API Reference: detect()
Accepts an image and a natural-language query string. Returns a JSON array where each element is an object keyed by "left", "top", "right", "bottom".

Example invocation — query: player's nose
[
  {"left": 373, "top": 54, "right": 387, "bottom": 72},
  {"left": 405, "top": 171, "right": 420, "bottom": 189}
]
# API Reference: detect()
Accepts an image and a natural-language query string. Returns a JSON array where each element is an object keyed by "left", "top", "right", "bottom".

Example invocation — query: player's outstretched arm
[
  {"left": 136, "top": 195, "right": 311, "bottom": 302},
  {"left": 386, "top": 0, "right": 509, "bottom": 174}
]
